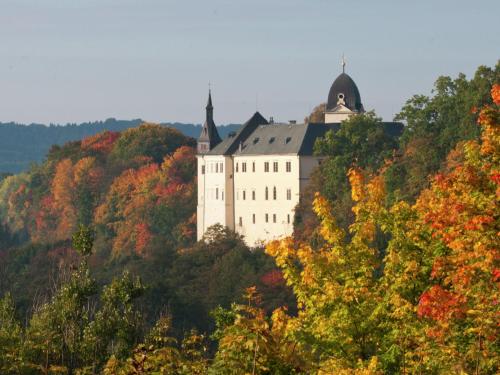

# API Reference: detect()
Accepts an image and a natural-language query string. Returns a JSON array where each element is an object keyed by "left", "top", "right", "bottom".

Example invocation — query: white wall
[
  {"left": 233, "top": 155, "right": 300, "bottom": 246},
  {"left": 325, "top": 111, "right": 351, "bottom": 123},
  {"left": 198, "top": 153, "right": 323, "bottom": 246},
  {"left": 196, "top": 155, "right": 232, "bottom": 240}
]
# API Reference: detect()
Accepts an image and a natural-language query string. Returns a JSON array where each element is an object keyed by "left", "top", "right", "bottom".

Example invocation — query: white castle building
[{"left": 196, "top": 67, "right": 399, "bottom": 246}]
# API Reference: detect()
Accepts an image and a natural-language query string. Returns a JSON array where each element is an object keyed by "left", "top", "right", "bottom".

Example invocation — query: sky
[{"left": 0, "top": 0, "right": 498, "bottom": 125}]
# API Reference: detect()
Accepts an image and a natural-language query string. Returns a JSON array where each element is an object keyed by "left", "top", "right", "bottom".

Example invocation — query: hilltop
[{"left": 0, "top": 118, "right": 241, "bottom": 173}]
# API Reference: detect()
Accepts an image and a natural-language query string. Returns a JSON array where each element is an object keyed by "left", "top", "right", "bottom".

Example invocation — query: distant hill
[{"left": 0, "top": 118, "right": 241, "bottom": 173}]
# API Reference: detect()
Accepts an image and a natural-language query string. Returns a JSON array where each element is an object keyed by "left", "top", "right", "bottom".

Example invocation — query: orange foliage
[{"left": 96, "top": 147, "right": 197, "bottom": 257}]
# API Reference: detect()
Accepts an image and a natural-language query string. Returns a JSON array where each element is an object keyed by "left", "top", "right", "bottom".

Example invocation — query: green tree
[
  {"left": 82, "top": 271, "right": 145, "bottom": 370},
  {"left": 386, "top": 62, "right": 500, "bottom": 201},
  {"left": 111, "top": 124, "right": 195, "bottom": 164},
  {"left": 0, "top": 293, "right": 25, "bottom": 374}
]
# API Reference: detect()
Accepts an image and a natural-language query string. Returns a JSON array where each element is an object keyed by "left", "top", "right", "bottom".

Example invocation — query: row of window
[
  {"left": 201, "top": 162, "right": 224, "bottom": 174},
  {"left": 206, "top": 188, "right": 225, "bottom": 200},
  {"left": 201, "top": 161, "right": 292, "bottom": 174},
  {"left": 236, "top": 161, "right": 292, "bottom": 173},
  {"left": 208, "top": 187, "right": 293, "bottom": 201},
  {"left": 237, "top": 187, "right": 292, "bottom": 201},
  {"left": 238, "top": 213, "right": 291, "bottom": 226}
]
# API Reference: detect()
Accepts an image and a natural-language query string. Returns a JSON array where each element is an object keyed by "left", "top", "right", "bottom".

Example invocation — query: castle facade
[{"left": 196, "top": 69, "right": 398, "bottom": 246}]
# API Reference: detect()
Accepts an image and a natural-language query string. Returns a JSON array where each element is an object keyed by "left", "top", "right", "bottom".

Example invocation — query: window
[
  {"left": 243, "top": 190, "right": 246, "bottom": 200},
  {"left": 273, "top": 161, "right": 278, "bottom": 172},
  {"left": 265, "top": 213, "right": 269, "bottom": 223},
  {"left": 216, "top": 163, "right": 219, "bottom": 173},
  {"left": 236, "top": 163, "right": 239, "bottom": 172},
  {"left": 273, "top": 186, "right": 277, "bottom": 200},
  {"left": 264, "top": 162, "right": 269, "bottom": 172},
  {"left": 252, "top": 214, "right": 256, "bottom": 224},
  {"left": 286, "top": 189, "right": 291, "bottom": 200},
  {"left": 201, "top": 165, "right": 205, "bottom": 174},
  {"left": 239, "top": 217, "right": 242, "bottom": 226},
  {"left": 286, "top": 161, "right": 291, "bottom": 172},
  {"left": 287, "top": 214, "right": 290, "bottom": 224},
  {"left": 220, "top": 163, "right": 224, "bottom": 173},
  {"left": 216, "top": 188, "right": 219, "bottom": 200},
  {"left": 252, "top": 162, "right": 255, "bottom": 172},
  {"left": 273, "top": 214, "right": 276, "bottom": 223},
  {"left": 252, "top": 190, "right": 256, "bottom": 200},
  {"left": 242, "top": 162, "right": 247, "bottom": 172},
  {"left": 265, "top": 187, "right": 269, "bottom": 200}
]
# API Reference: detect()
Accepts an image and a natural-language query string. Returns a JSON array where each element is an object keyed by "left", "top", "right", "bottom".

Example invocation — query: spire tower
[{"left": 197, "top": 89, "right": 222, "bottom": 154}]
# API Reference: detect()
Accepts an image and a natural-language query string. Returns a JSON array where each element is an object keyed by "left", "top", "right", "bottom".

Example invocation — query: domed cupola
[
  {"left": 324, "top": 57, "right": 365, "bottom": 123},
  {"left": 326, "top": 72, "right": 364, "bottom": 112}
]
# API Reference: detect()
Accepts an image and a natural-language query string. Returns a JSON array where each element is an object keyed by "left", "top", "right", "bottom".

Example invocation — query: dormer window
[
  {"left": 285, "top": 137, "right": 292, "bottom": 144},
  {"left": 269, "top": 137, "right": 275, "bottom": 144},
  {"left": 337, "top": 93, "right": 346, "bottom": 106},
  {"left": 253, "top": 137, "right": 259, "bottom": 144}
]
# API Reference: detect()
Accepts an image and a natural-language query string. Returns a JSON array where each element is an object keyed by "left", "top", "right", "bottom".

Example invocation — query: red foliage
[
  {"left": 135, "top": 223, "right": 152, "bottom": 256},
  {"left": 417, "top": 285, "right": 464, "bottom": 321},
  {"left": 81, "top": 131, "right": 120, "bottom": 154},
  {"left": 260, "top": 269, "right": 285, "bottom": 287}
]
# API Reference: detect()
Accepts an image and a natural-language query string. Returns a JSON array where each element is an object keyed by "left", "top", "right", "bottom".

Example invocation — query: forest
[
  {"left": 0, "top": 63, "right": 498, "bottom": 374},
  {"left": 0, "top": 119, "right": 241, "bottom": 173}
]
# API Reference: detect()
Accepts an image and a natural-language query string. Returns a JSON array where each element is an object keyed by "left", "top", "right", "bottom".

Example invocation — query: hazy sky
[{"left": 0, "top": 0, "right": 498, "bottom": 125}]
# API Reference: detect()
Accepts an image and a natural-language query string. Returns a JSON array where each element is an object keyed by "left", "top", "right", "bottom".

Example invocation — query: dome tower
[{"left": 324, "top": 57, "right": 364, "bottom": 123}]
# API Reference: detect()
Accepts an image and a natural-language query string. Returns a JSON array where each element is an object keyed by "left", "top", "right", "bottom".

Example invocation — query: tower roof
[
  {"left": 326, "top": 72, "right": 364, "bottom": 112},
  {"left": 198, "top": 90, "right": 222, "bottom": 152}
]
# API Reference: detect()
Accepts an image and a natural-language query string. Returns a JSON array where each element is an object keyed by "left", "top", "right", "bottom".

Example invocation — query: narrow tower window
[
  {"left": 265, "top": 187, "right": 269, "bottom": 200},
  {"left": 273, "top": 186, "right": 277, "bottom": 200}
]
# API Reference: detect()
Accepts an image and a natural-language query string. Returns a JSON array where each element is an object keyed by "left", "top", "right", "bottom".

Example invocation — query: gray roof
[
  {"left": 208, "top": 113, "right": 404, "bottom": 157},
  {"left": 208, "top": 111, "right": 268, "bottom": 155},
  {"left": 235, "top": 123, "right": 340, "bottom": 156}
]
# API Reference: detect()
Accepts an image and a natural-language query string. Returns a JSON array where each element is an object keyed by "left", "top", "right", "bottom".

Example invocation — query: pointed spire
[
  {"left": 198, "top": 88, "right": 222, "bottom": 154},
  {"left": 206, "top": 88, "right": 213, "bottom": 109}
]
